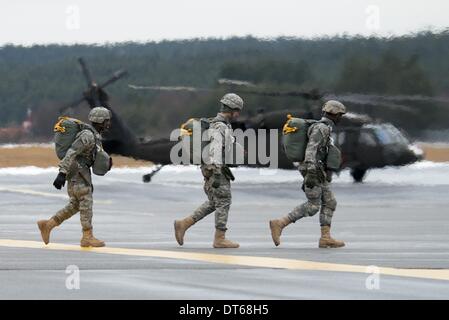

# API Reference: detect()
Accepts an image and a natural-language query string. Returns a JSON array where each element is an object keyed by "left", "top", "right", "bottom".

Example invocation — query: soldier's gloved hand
[
  {"left": 304, "top": 170, "right": 319, "bottom": 189},
  {"left": 53, "top": 172, "right": 67, "bottom": 190},
  {"left": 211, "top": 173, "right": 221, "bottom": 188}
]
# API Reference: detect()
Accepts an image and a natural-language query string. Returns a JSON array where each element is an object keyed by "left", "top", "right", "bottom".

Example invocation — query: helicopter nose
[{"left": 407, "top": 144, "right": 425, "bottom": 162}]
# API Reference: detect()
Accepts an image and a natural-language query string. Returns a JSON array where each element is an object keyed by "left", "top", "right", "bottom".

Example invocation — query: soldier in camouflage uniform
[
  {"left": 270, "top": 100, "right": 347, "bottom": 248},
  {"left": 37, "top": 107, "right": 112, "bottom": 247},
  {"left": 174, "top": 93, "right": 243, "bottom": 248}
]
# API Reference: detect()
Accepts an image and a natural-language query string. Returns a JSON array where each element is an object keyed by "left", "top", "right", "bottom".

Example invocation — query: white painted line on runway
[
  {"left": 0, "top": 239, "right": 448, "bottom": 282},
  {"left": 0, "top": 188, "right": 112, "bottom": 204},
  {"left": 0, "top": 187, "right": 67, "bottom": 199}
]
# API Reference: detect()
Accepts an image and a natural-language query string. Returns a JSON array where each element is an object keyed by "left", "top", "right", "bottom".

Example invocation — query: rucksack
[
  {"left": 53, "top": 116, "right": 112, "bottom": 175},
  {"left": 54, "top": 117, "right": 94, "bottom": 160},
  {"left": 282, "top": 114, "right": 343, "bottom": 170},
  {"left": 179, "top": 118, "right": 212, "bottom": 165},
  {"left": 92, "top": 145, "right": 111, "bottom": 176},
  {"left": 281, "top": 115, "right": 319, "bottom": 162}
]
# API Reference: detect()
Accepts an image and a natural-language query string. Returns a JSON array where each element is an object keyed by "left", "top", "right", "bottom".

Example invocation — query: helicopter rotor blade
[
  {"left": 327, "top": 93, "right": 419, "bottom": 114},
  {"left": 60, "top": 66, "right": 128, "bottom": 114},
  {"left": 128, "top": 81, "right": 323, "bottom": 100},
  {"left": 128, "top": 78, "right": 448, "bottom": 112},
  {"left": 217, "top": 78, "right": 257, "bottom": 87},
  {"left": 128, "top": 84, "right": 210, "bottom": 92},
  {"left": 78, "top": 57, "right": 95, "bottom": 88},
  {"left": 217, "top": 78, "right": 323, "bottom": 99},
  {"left": 232, "top": 89, "right": 323, "bottom": 100},
  {"left": 99, "top": 69, "right": 128, "bottom": 89},
  {"left": 339, "top": 93, "right": 449, "bottom": 104}
]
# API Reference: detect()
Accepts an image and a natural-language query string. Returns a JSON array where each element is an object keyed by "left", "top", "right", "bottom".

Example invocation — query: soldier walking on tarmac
[
  {"left": 174, "top": 93, "right": 243, "bottom": 248},
  {"left": 37, "top": 107, "right": 112, "bottom": 247},
  {"left": 270, "top": 100, "right": 347, "bottom": 248}
]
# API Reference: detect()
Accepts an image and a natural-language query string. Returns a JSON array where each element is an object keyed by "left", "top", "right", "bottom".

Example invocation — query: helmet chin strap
[
  {"left": 324, "top": 112, "right": 342, "bottom": 125},
  {"left": 92, "top": 122, "right": 105, "bottom": 134}
]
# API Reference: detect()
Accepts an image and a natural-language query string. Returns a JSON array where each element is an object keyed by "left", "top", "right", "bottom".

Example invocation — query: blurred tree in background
[{"left": 0, "top": 31, "right": 448, "bottom": 140}]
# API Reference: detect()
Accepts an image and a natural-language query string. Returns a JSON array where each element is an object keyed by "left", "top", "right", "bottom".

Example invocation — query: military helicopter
[{"left": 61, "top": 58, "right": 424, "bottom": 183}]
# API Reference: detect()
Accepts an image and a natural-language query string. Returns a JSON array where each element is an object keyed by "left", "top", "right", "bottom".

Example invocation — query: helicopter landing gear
[
  {"left": 350, "top": 167, "right": 367, "bottom": 183},
  {"left": 142, "top": 164, "right": 164, "bottom": 183}
]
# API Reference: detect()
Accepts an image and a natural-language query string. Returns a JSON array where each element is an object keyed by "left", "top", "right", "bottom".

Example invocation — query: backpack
[
  {"left": 179, "top": 118, "right": 211, "bottom": 164},
  {"left": 179, "top": 117, "right": 241, "bottom": 165},
  {"left": 54, "top": 116, "right": 112, "bottom": 175},
  {"left": 281, "top": 115, "right": 319, "bottom": 162},
  {"left": 54, "top": 117, "right": 94, "bottom": 160},
  {"left": 282, "top": 114, "right": 343, "bottom": 170},
  {"left": 92, "top": 145, "right": 111, "bottom": 176}
]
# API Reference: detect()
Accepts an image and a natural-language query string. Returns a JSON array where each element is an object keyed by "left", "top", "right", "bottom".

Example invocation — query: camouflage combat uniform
[
  {"left": 52, "top": 128, "right": 100, "bottom": 231},
  {"left": 288, "top": 117, "right": 337, "bottom": 226},
  {"left": 191, "top": 113, "right": 234, "bottom": 231}
]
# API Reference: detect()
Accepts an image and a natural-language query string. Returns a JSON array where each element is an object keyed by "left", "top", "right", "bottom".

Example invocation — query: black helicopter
[{"left": 62, "top": 58, "right": 424, "bottom": 183}]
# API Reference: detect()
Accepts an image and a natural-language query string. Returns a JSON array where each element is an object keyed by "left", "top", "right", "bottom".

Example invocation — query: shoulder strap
[
  {"left": 209, "top": 118, "right": 226, "bottom": 124},
  {"left": 306, "top": 119, "right": 320, "bottom": 138},
  {"left": 209, "top": 114, "right": 230, "bottom": 125},
  {"left": 307, "top": 119, "right": 331, "bottom": 140},
  {"left": 77, "top": 123, "right": 100, "bottom": 158}
]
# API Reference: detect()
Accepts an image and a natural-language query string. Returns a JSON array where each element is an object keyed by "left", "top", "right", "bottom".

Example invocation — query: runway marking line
[
  {"left": 1, "top": 239, "right": 448, "bottom": 282},
  {"left": 0, "top": 187, "right": 112, "bottom": 204}
]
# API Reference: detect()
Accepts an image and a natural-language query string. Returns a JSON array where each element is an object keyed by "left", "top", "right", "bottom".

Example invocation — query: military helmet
[
  {"left": 88, "top": 107, "right": 111, "bottom": 124},
  {"left": 322, "top": 100, "right": 347, "bottom": 115},
  {"left": 220, "top": 93, "right": 244, "bottom": 111}
]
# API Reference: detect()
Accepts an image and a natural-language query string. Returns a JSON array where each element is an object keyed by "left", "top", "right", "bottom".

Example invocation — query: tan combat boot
[
  {"left": 319, "top": 225, "right": 345, "bottom": 248},
  {"left": 174, "top": 216, "right": 196, "bottom": 246},
  {"left": 80, "top": 229, "right": 105, "bottom": 247},
  {"left": 213, "top": 229, "right": 239, "bottom": 248},
  {"left": 37, "top": 218, "right": 58, "bottom": 245},
  {"left": 269, "top": 216, "right": 292, "bottom": 246}
]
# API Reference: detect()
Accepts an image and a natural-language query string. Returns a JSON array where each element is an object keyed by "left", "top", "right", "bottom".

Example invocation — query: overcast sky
[{"left": 1, "top": 0, "right": 447, "bottom": 45}]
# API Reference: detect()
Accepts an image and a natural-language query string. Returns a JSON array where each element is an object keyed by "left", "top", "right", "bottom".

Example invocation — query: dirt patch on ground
[
  {"left": 0, "top": 146, "right": 152, "bottom": 168},
  {"left": 0, "top": 144, "right": 448, "bottom": 168},
  {"left": 418, "top": 143, "right": 449, "bottom": 162}
]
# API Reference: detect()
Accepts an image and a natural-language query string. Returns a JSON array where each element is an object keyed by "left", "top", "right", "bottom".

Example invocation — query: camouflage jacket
[
  {"left": 202, "top": 113, "right": 233, "bottom": 176},
  {"left": 59, "top": 128, "right": 102, "bottom": 185},
  {"left": 299, "top": 116, "right": 335, "bottom": 173}
]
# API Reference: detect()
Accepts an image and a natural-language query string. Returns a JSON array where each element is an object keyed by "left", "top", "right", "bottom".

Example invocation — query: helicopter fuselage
[{"left": 102, "top": 108, "right": 423, "bottom": 183}]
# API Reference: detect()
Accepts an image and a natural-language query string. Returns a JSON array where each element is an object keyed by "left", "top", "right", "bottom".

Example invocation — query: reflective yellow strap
[
  {"left": 53, "top": 116, "right": 69, "bottom": 133},
  {"left": 180, "top": 128, "right": 192, "bottom": 136},
  {"left": 282, "top": 114, "right": 298, "bottom": 135},
  {"left": 53, "top": 117, "right": 82, "bottom": 133},
  {"left": 180, "top": 118, "right": 195, "bottom": 136}
]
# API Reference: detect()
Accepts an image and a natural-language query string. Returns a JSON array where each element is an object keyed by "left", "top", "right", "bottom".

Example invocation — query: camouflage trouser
[
  {"left": 52, "top": 179, "right": 93, "bottom": 231},
  {"left": 192, "top": 173, "right": 232, "bottom": 231},
  {"left": 288, "top": 175, "right": 337, "bottom": 227}
]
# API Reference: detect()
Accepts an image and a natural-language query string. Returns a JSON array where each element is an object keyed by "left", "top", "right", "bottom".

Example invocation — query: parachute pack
[
  {"left": 281, "top": 115, "right": 342, "bottom": 170},
  {"left": 179, "top": 118, "right": 212, "bottom": 164},
  {"left": 92, "top": 146, "right": 111, "bottom": 176},
  {"left": 54, "top": 117, "right": 93, "bottom": 160},
  {"left": 178, "top": 117, "right": 244, "bottom": 166},
  {"left": 53, "top": 116, "right": 111, "bottom": 175},
  {"left": 281, "top": 115, "right": 318, "bottom": 162}
]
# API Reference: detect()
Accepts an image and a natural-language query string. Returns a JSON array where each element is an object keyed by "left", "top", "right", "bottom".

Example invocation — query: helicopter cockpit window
[
  {"left": 331, "top": 132, "right": 337, "bottom": 143},
  {"left": 364, "top": 124, "right": 409, "bottom": 145},
  {"left": 331, "top": 132, "right": 345, "bottom": 145},
  {"left": 358, "top": 130, "right": 377, "bottom": 147},
  {"left": 338, "top": 132, "right": 345, "bottom": 145},
  {"left": 383, "top": 124, "right": 409, "bottom": 144}
]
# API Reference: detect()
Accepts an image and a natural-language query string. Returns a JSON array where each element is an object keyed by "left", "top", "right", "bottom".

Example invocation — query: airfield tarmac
[{"left": 0, "top": 163, "right": 449, "bottom": 299}]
